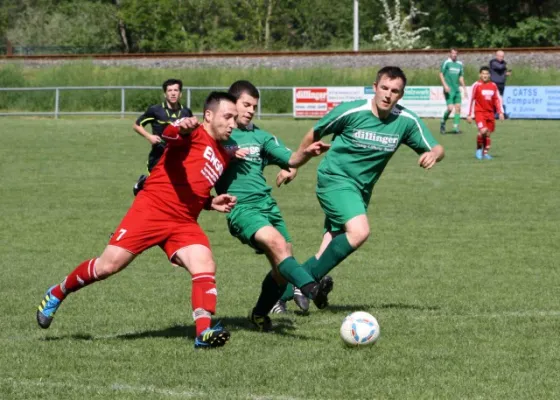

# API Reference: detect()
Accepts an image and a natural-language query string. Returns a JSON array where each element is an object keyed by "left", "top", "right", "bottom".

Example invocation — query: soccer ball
[{"left": 340, "top": 311, "right": 380, "bottom": 346}]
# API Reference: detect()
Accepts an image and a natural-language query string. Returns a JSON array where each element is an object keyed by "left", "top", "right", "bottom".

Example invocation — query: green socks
[
  {"left": 280, "top": 256, "right": 319, "bottom": 301},
  {"left": 453, "top": 113, "right": 460, "bottom": 130},
  {"left": 310, "top": 234, "right": 355, "bottom": 279},
  {"left": 442, "top": 109, "right": 451, "bottom": 123},
  {"left": 277, "top": 256, "right": 316, "bottom": 288}
]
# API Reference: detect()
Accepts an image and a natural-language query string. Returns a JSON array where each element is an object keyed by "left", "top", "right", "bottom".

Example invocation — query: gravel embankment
[{"left": 3, "top": 51, "right": 559, "bottom": 70}]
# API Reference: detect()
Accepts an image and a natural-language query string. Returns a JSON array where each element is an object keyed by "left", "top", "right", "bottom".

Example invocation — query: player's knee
[
  {"left": 346, "top": 225, "right": 370, "bottom": 248},
  {"left": 261, "top": 234, "right": 290, "bottom": 259},
  {"left": 94, "top": 257, "right": 122, "bottom": 278}
]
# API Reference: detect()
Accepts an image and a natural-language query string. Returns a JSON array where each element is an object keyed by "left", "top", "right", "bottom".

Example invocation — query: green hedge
[{"left": 1, "top": 62, "right": 559, "bottom": 114}]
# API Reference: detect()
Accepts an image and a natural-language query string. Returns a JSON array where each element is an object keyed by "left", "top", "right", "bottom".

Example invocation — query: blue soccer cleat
[
  {"left": 37, "top": 286, "right": 62, "bottom": 329},
  {"left": 194, "top": 322, "right": 230, "bottom": 349},
  {"left": 483, "top": 153, "right": 493, "bottom": 160},
  {"left": 475, "top": 149, "right": 483, "bottom": 160}
]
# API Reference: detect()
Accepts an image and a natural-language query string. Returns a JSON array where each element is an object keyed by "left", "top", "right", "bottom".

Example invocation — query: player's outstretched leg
[
  {"left": 37, "top": 286, "right": 63, "bottom": 329},
  {"left": 36, "top": 257, "right": 101, "bottom": 329},
  {"left": 194, "top": 322, "right": 230, "bottom": 349}
]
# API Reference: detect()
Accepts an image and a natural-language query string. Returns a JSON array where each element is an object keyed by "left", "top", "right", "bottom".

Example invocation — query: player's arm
[
  {"left": 459, "top": 76, "right": 467, "bottom": 96},
  {"left": 161, "top": 117, "right": 199, "bottom": 147},
  {"left": 134, "top": 106, "right": 161, "bottom": 145},
  {"left": 467, "top": 84, "right": 478, "bottom": 123},
  {"left": 403, "top": 115, "right": 444, "bottom": 169},
  {"left": 439, "top": 62, "right": 449, "bottom": 93}
]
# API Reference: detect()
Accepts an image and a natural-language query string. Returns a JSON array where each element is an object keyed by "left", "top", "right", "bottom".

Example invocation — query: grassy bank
[{"left": 1, "top": 62, "right": 559, "bottom": 113}]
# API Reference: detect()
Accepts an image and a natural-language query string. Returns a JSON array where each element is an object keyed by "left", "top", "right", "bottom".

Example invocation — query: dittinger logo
[{"left": 352, "top": 130, "right": 399, "bottom": 151}]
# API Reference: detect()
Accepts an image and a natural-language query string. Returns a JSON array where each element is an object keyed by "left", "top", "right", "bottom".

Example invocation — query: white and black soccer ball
[{"left": 340, "top": 311, "right": 380, "bottom": 346}]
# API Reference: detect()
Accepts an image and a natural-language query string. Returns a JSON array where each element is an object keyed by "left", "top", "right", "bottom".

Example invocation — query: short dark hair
[
  {"left": 479, "top": 66, "right": 490, "bottom": 73},
  {"left": 228, "top": 80, "right": 260, "bottom": 100},
  {"left": 203, "top": 91, "right": 237, "bottom": 113},
  {"left": 162, "top": 78, "right": 183, "bottom": 91},
  {"left": 375, "top": 66, "right": 407, "bottom": 88}
]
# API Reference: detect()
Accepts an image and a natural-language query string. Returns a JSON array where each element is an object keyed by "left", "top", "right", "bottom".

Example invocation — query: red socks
[
  {"left": 484, "top": 136, "right": 492, "bottom": 154},
  {"left": 191, "top": 273, "right": 217, "bottom": 336},
  {"left": 51, "top": 258, "right": 98, "bottom": 300},
  {"left": 477, "top": 134, "right": 483, "bottom": 149}
]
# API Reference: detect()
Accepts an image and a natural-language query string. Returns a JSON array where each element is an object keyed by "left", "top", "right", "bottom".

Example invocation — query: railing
[{"left": 0, "top": 86, "right": 294, "bottom": 119}]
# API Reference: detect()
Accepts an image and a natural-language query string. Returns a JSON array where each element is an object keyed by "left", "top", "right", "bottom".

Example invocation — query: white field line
[{"left": 1, "top": 377, "right": 303, "bottom": 400}]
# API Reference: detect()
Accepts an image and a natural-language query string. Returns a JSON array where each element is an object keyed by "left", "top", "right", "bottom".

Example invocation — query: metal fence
[{"left": 0, "top": 86, "right": 294, "bottom": 118}]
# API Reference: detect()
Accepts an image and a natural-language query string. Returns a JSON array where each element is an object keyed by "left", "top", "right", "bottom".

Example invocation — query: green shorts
[
  {"left": 444, "top": 89, "right": 462, "bottom": 105},
  {"left": 227, "top": 197, "right": 291, "bottom": 252},
  {"left": 316, "top": 173, "right": 369, "bottom": 233}
]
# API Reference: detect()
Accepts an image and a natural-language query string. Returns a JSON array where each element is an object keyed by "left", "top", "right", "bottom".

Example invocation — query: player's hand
[
  {"left": 211, "top": 194, "right": 237, "bottom": 213},
  {"left": 177, "top": 117, "right": 199, "bottom": 134},
  {"left": 303, "top": 141, "right": 331, "bottom": 156},
  {"left": 498, "top": 113, "right": 505, "bottom": 121},
  {"left": 148, "top": 134, "right": 162, "bottom": 145},
  {"left": 418, "top": 151, "right": 438, "bottom": 170},
  {"left": 276, "top": 168, "right": 298, "bottom": 187},
  {"left": 467, "top": 116, "right": 473, "bottom": 124},
  {"left": 444, "top": 85, "right": 450, "bottom": 93},
  {"left": 234, "top": 147, "right": 250, "bottom": 159}
]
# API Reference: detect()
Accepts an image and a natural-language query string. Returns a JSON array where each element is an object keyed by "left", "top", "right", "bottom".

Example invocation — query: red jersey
[
  {"left": 469, "top": 80, "right": 504, "bottom": 117},
  {"left": 141, "top": 122, "right": 230, "bottom": 220}
]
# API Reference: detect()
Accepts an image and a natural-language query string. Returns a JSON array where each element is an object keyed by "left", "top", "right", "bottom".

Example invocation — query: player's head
[
  {"left": 228, "top": 80, "right": 259, "bottom": 127},
  {"left": 496, "top": 50, "right": 505, "bottom": 62},
  {"left": 479, "top": 66, "right": 491, "bottom": 82},
  {"left": 373, "top": 66, "right": 406, "bottom": 114},
  {"left": 162, "top": 79, "right": 183, "bottom": 105},
  {"left": 449, "top": 48, "right": 458, "bottom": 61},
  {"left": 203, "top": 91, "right": 238, "bottom": 141}
]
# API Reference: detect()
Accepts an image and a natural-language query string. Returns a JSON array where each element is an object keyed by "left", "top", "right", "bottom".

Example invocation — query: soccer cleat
[
  {"left": 248, "top": 309, "right": 273, "bottom": 332},
  {"left": 293, "top": 287, "right": 310, "bottom": 312},
  {"left": 453, "top": 129, "right": 462, "bottom": 134},
  {"left": 37, "top": 286, "right": 62, "bottom": 329},
  {"left": 194, "top": 322, "right": 230, "bottom": 349},
  {"left": 439, "top": 122, "right": 445, "bottom": 134},
  {"left": 475, "top": 149, "right": 483, "bottom": 160},
  {"left": 312, "top": 275, "right": 334, "bottom": 310},
  {"left": 483, "top": 153, "right": 493, "bottom": 160},
  {"left": 270, "top": 300, "right": 287, "bottom": 314},
  {"left": 132, "top": 174, "right": 148, "bottom": 196}
]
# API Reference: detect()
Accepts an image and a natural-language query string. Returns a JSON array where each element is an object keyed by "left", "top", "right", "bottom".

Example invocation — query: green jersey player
[
  {"left": 215, "top": 80, "right": 331, "bottom": 331},
  {"left": 439, "top": 48, "right": 467, "bottom": 134},
  {"left": 277, "top": 66, "right": 445, "bottom": 309}
]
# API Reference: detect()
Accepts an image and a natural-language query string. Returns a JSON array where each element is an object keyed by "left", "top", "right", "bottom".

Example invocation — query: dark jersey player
[
  {"left": 132, "top": 78, "right": 193, "bottom": 195},
  {"left": 37, "top": 92, "right": 245, "bottom": 349}
]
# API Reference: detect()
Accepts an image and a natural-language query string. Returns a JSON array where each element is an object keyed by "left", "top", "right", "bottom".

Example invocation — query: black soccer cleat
[
  {"left": 293, "top": 287, "right": 310, "bottom": 312},
  {"left": 248, "top": 309, "right": 273, "bottom": 332},
  {"left": 132, "top": 174, "right": 148, "bottom": 196},
  {"left": 439, "top": 122, "right": 446, "bottom": 135},
  {"left": 270, "top": 300, "right": 287, "bottom": 314},
  {"left": 312, "top": 275, "right": 334, "bottom": 310}
]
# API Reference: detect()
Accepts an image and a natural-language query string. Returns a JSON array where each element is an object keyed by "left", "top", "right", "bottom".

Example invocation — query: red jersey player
[
  {"left": 37, "top": 92, "right": 245, "bottom": 349},
  {"left": 467, "top": 66, "right": 504, "bottom": 160}
]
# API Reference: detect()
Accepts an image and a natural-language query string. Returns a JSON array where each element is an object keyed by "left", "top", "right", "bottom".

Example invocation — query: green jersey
[
  {"left": 440, "top": 58, "right": 464, "bottom": 90},
  {"left": 314, "top": 99, "right": 439, "bottom": 198},
  {"left": 216, "top": 123, "right": 292, "bottom": 203}
]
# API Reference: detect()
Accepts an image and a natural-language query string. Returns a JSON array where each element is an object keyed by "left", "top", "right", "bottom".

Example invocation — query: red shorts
[
  {"left": 475, "top": 114, "right": 495, "bottom": 133},
  {"left": 108, "top": 195, "right": 210, "bottom": 260}
]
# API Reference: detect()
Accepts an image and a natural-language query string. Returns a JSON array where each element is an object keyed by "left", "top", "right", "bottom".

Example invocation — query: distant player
[
  {"left": 132, "top": 78, "right": 193, "bottom": 195},
  {"left": 277, "top": 66, "right": 445, "bottom": 308},
  {"left": 215, "top": 80, "right": 331, "bottom": 330},
  {"left": 467, "top": 66, "right": 504, "bottom": 160},
  {"left": 439, "top": 48, "right": 467, "bottom": 134},
  {"left": 37, "top": 92, "right": 245, "bottom": 349}
]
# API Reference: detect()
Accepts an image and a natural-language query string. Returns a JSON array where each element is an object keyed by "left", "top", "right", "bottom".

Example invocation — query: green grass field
[{"left": 1, "top": 118, "right": 559, "bottom": 399}]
